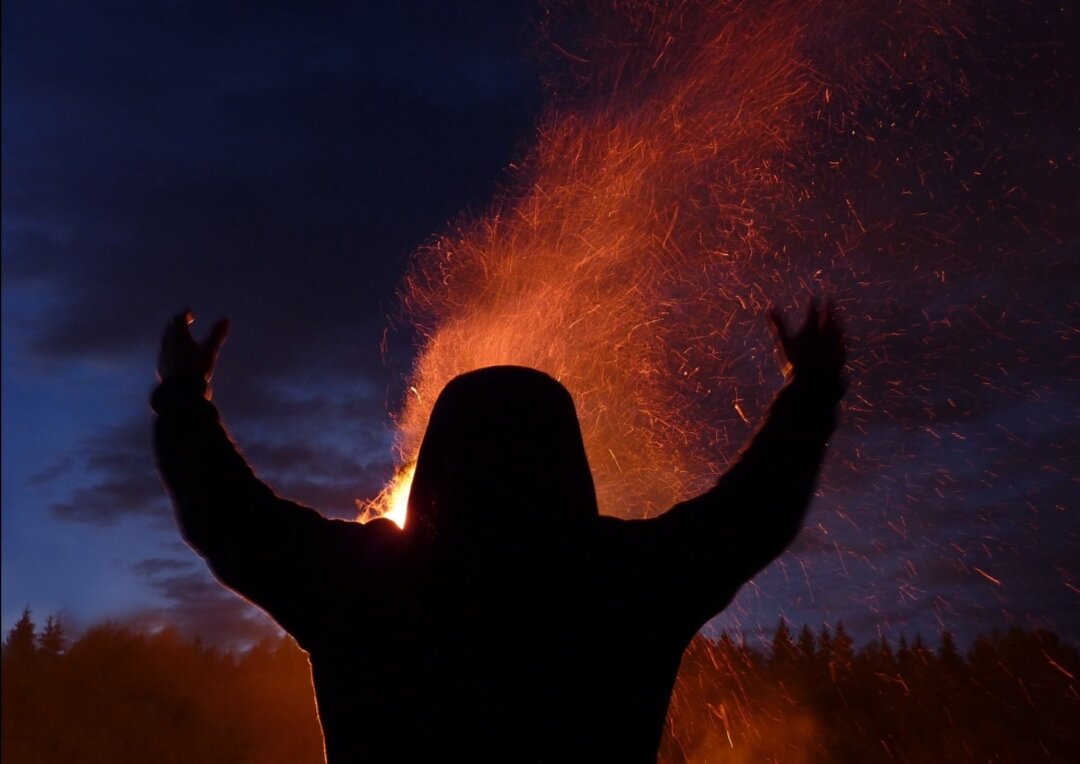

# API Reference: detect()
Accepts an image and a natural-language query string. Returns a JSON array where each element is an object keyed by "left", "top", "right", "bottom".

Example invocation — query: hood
[{"left": 405, "top": 366, "right": 598, "bottom": 551}]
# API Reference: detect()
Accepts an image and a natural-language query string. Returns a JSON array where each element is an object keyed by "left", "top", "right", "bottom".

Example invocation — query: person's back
[
  {"left": 300, "top": 517, "right": 696, "bottom": 761},
  {"left": 152, "top": 304, "right": 845, "bottom": 761}
]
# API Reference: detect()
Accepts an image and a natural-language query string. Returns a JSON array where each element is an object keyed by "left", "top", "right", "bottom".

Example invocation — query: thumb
[
  {"left": 205, "top": 317, "right": 230, "bottom": 355},
  {"left": 768, "top": 307, "right": 787, "bottom": 342},
  {"left": 199, "top": 318, "right": 230, "bottom": 379},
  {"left": 768, "top": 307, "right": 793, "bottom": 355}
]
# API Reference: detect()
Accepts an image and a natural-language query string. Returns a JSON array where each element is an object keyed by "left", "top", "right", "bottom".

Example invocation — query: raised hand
[
  {"left": 158, "top": 311, "right": 230, "bottom": 383},
  {"left": 768, "top": 301, "right": 846, "bottom": 381}
]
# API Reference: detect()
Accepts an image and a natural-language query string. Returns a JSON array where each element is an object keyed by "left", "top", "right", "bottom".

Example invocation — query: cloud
[
  {"left": 129, "top": 558, "right": 281, "bottom": 649},
  {"left": 131, "top": 557, "right": 195, "bottom": 577},
  {"left": 27, "top": 456, "right": 76, "bottom": 485},
  {"left": 5, "top": 0, "right": 540, "bottom": 534},
  {"left": 3, "top": 1, "right": 542, "bottom": 381},
  {"left": 46, "top": 399, "right": 394, "bottom": 525},
  {"left": 6, "top": 0, "right": 1078, "bottom": 653},
  {"left": 49, "top": 417, "right": 170, "bottom": 525}
]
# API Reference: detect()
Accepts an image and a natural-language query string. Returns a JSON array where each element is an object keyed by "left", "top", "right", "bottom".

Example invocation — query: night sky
[{"left": 3, "top": 1, "right": 1077, "bottom": 651}]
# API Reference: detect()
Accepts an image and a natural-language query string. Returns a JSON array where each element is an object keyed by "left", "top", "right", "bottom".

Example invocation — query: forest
[{"left": 3, "top": 610, "right": 1077, "bottom": 762}]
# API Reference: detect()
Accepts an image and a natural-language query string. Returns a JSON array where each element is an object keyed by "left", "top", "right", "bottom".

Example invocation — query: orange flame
[
  {"left": 360, "top": 1, "right": 962, "bottom": 528},
  {"left": 358, "top": 463, "right": 414, "bottom": 529}
]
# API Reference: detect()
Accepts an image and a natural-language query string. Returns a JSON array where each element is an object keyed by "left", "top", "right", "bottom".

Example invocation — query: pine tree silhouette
[
  {"left": 2, "top": 608, "right": 37, "bottom": 661},
  {"left": 37, "top": 616, "right": 66, "bottom": 658}
]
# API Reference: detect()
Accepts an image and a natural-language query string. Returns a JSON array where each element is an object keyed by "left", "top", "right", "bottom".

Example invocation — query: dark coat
[{"left": 153, "top": 365, "right": 842, "bottom": 762}]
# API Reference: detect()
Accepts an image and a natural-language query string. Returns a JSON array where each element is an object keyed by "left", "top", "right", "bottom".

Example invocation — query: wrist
[
  {"left": 789, "top": 367, "right": 846, "bottom": 404},
  {"left": 151, "top": 373, "right": 210, "bottom": 415}
]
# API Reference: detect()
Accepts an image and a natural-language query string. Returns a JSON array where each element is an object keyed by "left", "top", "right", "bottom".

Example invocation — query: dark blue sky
[
  {"left": 2, "top": 0, "right": 545, "bottom": 644},
  {"left": 3, "top": 0, "right": 1077, "bottom": 649}
]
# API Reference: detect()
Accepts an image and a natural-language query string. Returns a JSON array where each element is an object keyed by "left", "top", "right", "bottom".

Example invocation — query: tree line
[{"left": 3, "top": 609, "right": 1077, "bottom": 762}]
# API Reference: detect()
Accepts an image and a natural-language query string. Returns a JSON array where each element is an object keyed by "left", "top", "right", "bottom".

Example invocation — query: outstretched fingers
[
  {"left": 201, "top": 318, "right": 230, "bottom": 371},
  {"left": 162, "top": 311, "right": 196, "bottom": 355},
  {"left": 158, "top": 311, "right": 230, "bottom": 383},
  {"left": 819, "top": 303, "right": 846, "bottom": 369},
  {"left": 205, "top": 317, "right": 230, "bottom": 354},
  {"left": 769, "top": 307, "right": 792, "bottom": 350},
  {"left": 769, "top": 307, "right": 796, "bottom": 376},
  {"left": 769, "top": 299, "right": 847, "bottom": 379},
  {"left": 164, "top": 310, "right": 191, "bottom": 335},
  {"left": 801, "top": 300, "right": 820, "bottom": 338}
]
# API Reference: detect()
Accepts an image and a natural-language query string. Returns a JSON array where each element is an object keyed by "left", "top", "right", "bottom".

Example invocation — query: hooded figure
[
  {"left": 153, "top": 305, "right": 845, "bottom": 762},
  {"left": 407, "top": 366, "right": 597, "bottom": 550}
]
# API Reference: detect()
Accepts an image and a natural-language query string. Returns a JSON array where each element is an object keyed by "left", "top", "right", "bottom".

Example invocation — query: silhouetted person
[{"left": 152, "top": 302, "right": 845, "bottom": 762}]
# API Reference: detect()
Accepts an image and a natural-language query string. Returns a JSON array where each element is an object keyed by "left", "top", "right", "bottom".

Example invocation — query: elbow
[
  {"left": 175, "top": 511, "right": 214, "bottom": 559},
  {"left": 735, "top": 528, "right": 800, "bottom": 584},
  {"left": 737, "top": 499, "right": 807, "bottom": 577},
  {"left": 171, "top": 494, "right": 226, "bottom": 561}
]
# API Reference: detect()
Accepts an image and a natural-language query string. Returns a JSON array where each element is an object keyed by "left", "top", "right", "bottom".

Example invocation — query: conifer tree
[
  {"left": 832, "top": 621, "right": 854, "bottom": 667},
  {"left": 938, "top": 630, "right": 962, "bottom": 671},
  {"left": 896, "top": 634, "right": 911, "bottom": 671},
  {"left": 2, "top": 608, "right": 37, "bottom": 661},
  {"left": 38, "top": 615, "right": 66, "bottom": 658},
  {"left": 818, "top": 623, "right": 833, "bottom": 656},
  {"left": 797, "top": 624, "right": 816, "bottom": 661},
  {"left": 770, "top": 616, "right": 795, "bottom": 668}
]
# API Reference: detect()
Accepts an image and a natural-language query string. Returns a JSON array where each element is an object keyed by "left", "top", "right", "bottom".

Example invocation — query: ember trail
[
  {"left": 370, "top": 0, "right": 980, "bottom": 522},
  {"left": 367, "top": 0, "right": 1078, "bottom": 649},
  {"left": 338, "top": 0, "right": 1080, "bottom": 758}
]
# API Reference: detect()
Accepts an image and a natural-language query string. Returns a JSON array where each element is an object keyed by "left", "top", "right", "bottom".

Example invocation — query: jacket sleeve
[
  {"left": 641, "top": 370, "right": 844, "bottom": 628},
  {"left": 151, "top": 374, "right": 372, "bottom": 642}
]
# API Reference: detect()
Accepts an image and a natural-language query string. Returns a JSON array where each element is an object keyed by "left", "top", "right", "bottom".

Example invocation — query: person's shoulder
[
  {"left": 313, "top": 516, "right": 412, "bottom": 589},
  {"left": 596, "top": 513, "right": 661, "bottom": 532},
  {"left": 325, "top": 515, "right": 404, "bottom": 548},
  {"left": 595, "top": 513, "right": 660, "bottom": 554}
]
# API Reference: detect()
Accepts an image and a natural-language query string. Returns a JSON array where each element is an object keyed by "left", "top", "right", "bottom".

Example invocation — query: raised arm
[
  {"left": 644, "top": 302, "right": 846, "bottom": 627},
  {"left": 152, "top": 313, "right": 375, "bottom": 641}
]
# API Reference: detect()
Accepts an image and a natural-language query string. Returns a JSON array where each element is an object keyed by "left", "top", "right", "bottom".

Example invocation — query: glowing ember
[
  {"left": 363, "top": 0, "right": 968, "bottom": 524},
  {"left": 359, "top": 0, "right": 1078, "bottom": 653}
]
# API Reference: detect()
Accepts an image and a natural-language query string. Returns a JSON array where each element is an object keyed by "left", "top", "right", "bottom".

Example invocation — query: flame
[
  {"left": 356, "top": 0, "right": 1076, "bottom": 663},
  {"left": 360, "top": 0, "right": 967, "bottom": 525},
  {"left": 358, "top": 464, "right": 414, "bottom": 529},
  {"left": 348, "top": 1, "right": 1077, "bottom": 756}
]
